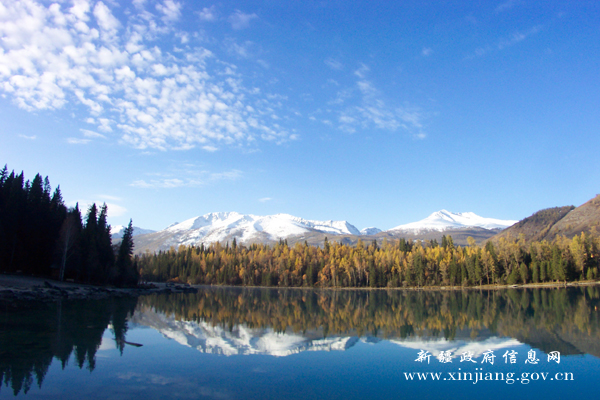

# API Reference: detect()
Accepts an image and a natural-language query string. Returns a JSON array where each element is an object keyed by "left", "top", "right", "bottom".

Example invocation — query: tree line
[
  {"left": 0, "top": 166, "right": 138, "bottom": 286},
  {"left": 136, "top": 231, "right": 600, "bottom": 288}
]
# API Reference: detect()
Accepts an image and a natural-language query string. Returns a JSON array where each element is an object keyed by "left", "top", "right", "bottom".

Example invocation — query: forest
[
  {"left": 136, "top": 231, "right": 600, "bottom": 288},
  {"left": 0, "top": 165, "right": 138, "bottom": 286},
  {"left": 2, "top": 164, "right": 599, "bottom": 290}
]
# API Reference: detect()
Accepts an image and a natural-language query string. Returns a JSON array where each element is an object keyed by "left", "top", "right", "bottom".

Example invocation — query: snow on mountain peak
[
  {"left": 111, "top": 225, "right": 156, "bottom": 239},
  {"left": 360, "top": 227, "right": 382, "bottom": 235},
  {"left": 159, "top": 212, "right": 360, "bottom": 246},
  {"left": 389, "top": 210, "right": 517, "bottom": 233},
  {"left": 132, "top": 209, "right": 517, "bottom": 251}
]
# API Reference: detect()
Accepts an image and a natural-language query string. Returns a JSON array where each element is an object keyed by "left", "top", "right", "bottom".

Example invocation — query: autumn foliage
[{"left": 137, "top": 232, "right": 600, "bottom": 288}]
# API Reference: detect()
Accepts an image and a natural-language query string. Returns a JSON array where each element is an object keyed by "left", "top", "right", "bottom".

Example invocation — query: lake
[{"left": 2, "top": 286, "right": 600, "bottom": 399}]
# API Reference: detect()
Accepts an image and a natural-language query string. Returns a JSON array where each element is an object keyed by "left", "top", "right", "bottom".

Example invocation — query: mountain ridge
[
  {"left": 489, "top": 194, "right": 600, "bottom": 243},
  {"left": 131, "top": 210, "right": 517, "bottom": 254},
  {"left": 111, "top": 225, "right": 156, "bottom": 240},
  {"left": 389, "top": 209, "right": 517, "bottom": 233}
]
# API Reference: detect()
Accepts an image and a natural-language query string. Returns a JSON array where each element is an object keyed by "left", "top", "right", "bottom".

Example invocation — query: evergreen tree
[
  {"left": 115, "top": 219, "right": 138, "bottom": 287},
  {"left": 96, "top": 204, "right": 114, "bottom": 282},
  {"left": 82, "top": 204, "right": 101, "bottom": 283}
]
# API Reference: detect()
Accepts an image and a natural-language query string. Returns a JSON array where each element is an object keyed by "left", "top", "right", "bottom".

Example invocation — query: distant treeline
[
  {"left": 0, "top": 165, "right": 137, "bottom": 286},
  {"left": 137, "top": 232, "right": 600, "bottom": 288}
]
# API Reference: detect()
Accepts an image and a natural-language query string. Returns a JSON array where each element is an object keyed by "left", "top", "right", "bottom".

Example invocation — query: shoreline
[
  {"left": 2, "top": 273, "right": 599, "bottom": 303},
  {"left": 192, "top": 280, "right": 600, "bottom": 292},
  {"left": 0, "top": 273, "right": 197, "bottom": 304}
]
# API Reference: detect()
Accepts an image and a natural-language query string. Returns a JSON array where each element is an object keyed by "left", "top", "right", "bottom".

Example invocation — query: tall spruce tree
[
  {"left": 115, "top": 219, "right": 138, "bottom": 286},
  {"left": 57, "top": 207, "right": 83, "bottom": 281},
  {"left": 97, "top": 203, "right": 114, "bottom": 282}
]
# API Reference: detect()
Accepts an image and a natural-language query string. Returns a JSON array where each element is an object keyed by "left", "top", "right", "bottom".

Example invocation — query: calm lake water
[{"left": 2, "top": 286, "right": 600, "bottom": 399}]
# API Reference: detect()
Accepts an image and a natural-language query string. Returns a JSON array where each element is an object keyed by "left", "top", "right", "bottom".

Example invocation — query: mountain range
[
  {"left": 127, "top": 210, "right": 517, "bottom": 254},
  {"left": 120, "top": 194, "right": 600, "bottom": 254}
]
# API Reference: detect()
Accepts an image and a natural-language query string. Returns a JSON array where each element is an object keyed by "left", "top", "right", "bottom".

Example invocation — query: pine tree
[
  {"left": 115, "top": 219, "right": 138, "bottom": 287},
  {"left": 57, "top": 209, "right": 82, "bottom": 281},
  {"left": 82, "top": 204, "right": 100, "bottom": 283},
  {"left": 97, "top": 203, "right": 114, "bottom": 282}
]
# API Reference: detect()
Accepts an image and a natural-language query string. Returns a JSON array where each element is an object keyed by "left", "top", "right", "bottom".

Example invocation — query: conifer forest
[{"left": 0, "top": 166, "right": 138, "bottom": 286}]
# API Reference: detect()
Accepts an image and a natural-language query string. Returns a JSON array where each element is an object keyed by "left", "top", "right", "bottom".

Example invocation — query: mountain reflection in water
[
  {"left": 1, "top": 286, "right": 600, "bottom": 396},
  {"left": 135, "top": 286, "right": 600, "bottom": 358}
]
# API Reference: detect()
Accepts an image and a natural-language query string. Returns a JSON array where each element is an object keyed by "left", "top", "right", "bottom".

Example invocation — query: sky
[{"left": 1, "top": 0, "right": 599, "bottom": 232}]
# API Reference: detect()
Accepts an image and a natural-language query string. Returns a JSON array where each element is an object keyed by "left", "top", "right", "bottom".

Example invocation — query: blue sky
[{"left": 1, "top": 0, "right": 599, "bottom": 231}]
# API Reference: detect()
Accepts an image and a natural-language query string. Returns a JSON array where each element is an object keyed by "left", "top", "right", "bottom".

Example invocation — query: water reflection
[
  {"left": 135, "top": 286, "right": 600, "bottom": 358},
  {"left": 0, "top": 297, "right": 138, "bottom": 396},
  {"left": 1, "top": 286, "right": 600, "bottom": 396}
]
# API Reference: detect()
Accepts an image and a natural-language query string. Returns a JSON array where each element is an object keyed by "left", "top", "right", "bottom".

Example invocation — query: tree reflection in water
[
  {"left": 0, "top": 297, "right": 138, "bottom": 396},
  {"left": 139, "top": 286, "right": 600, "bottom": 356},
  {"left": 2, "top": 286, "right": 600, "bottom": 395}
]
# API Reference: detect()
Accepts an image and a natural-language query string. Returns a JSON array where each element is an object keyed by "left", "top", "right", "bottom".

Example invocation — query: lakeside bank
[
  {"left": 0, "top": 274, "right": 197, "bottom": 304},
  {"left": 2, "top": 273, "right": 599, "bottom": 305}
]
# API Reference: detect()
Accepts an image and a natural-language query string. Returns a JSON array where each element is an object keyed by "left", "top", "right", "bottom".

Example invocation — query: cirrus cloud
[
  {"left": 329, "top": 63, "right": 429, "bottom": 139},
  {"left": 130, "top": 167, "right": 242, "bottom": 189}
]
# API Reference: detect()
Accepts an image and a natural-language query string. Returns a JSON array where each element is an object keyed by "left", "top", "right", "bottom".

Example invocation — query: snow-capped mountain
[
  {"left": 135, "top": 212, "right": 361, "bottom": 251},
  {"left": 131, "top": 209, "right": 518, "bottom": 253},
  {"left": 111, "top": 225, "right": 156, "bottom": 240},
  {"left": 389, "top": 210, "right": 517, "bottom": 234},
  {"left": 360, "top": 227, "right": 382, "bottom": 235},
  {"left": 168, "top": 212, "right": 360, "bottom": 239}
]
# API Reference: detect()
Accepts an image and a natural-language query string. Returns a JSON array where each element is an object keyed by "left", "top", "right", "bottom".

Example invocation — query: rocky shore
[{"left": 0, "top": 274, "right": 197, "bottom": 303}]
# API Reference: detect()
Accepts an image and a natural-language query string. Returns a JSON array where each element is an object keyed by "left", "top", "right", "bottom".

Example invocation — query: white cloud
[
  {"left": 354, "top": 63, "right": 370, "bottom": 79},
  {"left": 469, "top": 26, "right": 542, "bottom": 58},
  {"left": 225, "top": 39, "right": 254, "bottom": 59},
  {"left": 339, "top": 115, "right": 355, "bottom": 124},
  {"left": 228, "top": 10, "right": 258, "bottom": 30},
  {"left": 495, "top": 0, "right": 520, "bottom": 13},
  {"left": 325, "top": 58, "right": 343, "bottom": 71},
  {"left": 197, "top": 6, "right": 217, "bottom": 22},
  {"left": 131, "top": 178, "right": 186, "bottom": 188},
  {"left": 256, "top": 59, "right": 269, "bottom": 69},
  {"left": 258, "top": 197, "right": 271, "bottom": 203},
  {"left": 210, "top": 169, "right": 242, "bottom": 181},
  {"left": 67, "top": 137, "right": 91, "bottom": 144},
  {"left": 156, "top": 0, "right": 182, "bottom": 23},
  {"left": 102, "top": 202, "right": 128, "bottom": 217},
  {"left": 497, "top": 26, "right": 541, "bottom": 50},
  {"left": 18, "top": 134, "right": 36, "bottom": 140},
  {"left": 130, "top": 167, "right": 242, "bottom": 189},
  {"left": 202, "top": 145, "right": 218, "bottom": 152},
  {"left": 93, "top": 1, "right": 120, "bottom": 39},
  {"left": 422, "top": 47, "right": 433, "bottom": 56},
  {"left": 81, "top": 129, "right": 106, "bottom": 138},
  {"left": 0, "top": 0, "right": 294, "bottom": 151},
  {"left": 329, "top": 63, "right": 428, "bottom": 137},
  {"left": 67, "top": 200, "right": 127, "bottom": 218}
]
